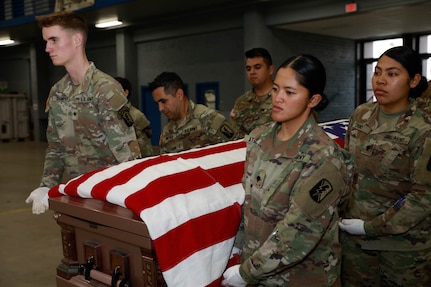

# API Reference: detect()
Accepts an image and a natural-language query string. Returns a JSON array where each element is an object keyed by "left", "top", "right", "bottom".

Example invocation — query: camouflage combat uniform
[
  {"left": 230, "top": 89, "right": 273, "bottom": 137},
  {"left": 125, "top": 102, "right": 153, "bottom": 157},
  {"left": 41, "top": 62, "right": 141, "bottom": 188},
  {"left": 238, "top": 115, "right": 353, "bottom": 287},
  {"left": 420, "top": 80, "right": 431, "bottom": 99},
  {"left": 342, "top": 100, "right": 431, "bottom": 286},
  {"left": 159, "top": 99, "right": 240, "bottom": 154}
]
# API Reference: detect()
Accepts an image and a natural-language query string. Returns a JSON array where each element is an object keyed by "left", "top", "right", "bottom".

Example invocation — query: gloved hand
[
  {"left": 221, "top": 264, "right": 247, "bottom": 287},
  {"left": 25, "top": 187, "right": 50, "bottom": 215},
  {"left": 338, "top": 218, "right": 366, "bottom": 235}
]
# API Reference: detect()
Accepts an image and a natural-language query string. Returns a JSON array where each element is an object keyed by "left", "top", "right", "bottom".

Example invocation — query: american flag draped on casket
[{"left": 48, "top": 119, "right": 349, "bottom": 287}]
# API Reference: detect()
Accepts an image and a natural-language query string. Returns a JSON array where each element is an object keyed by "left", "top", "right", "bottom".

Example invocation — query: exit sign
[{"left": 345, "top": 3, "right": 357, "bottom": 13}]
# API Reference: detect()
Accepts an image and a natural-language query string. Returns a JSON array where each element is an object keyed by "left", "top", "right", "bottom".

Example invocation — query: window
[{"left": 419, "top": 35, "right": 431, "bottom": 79}]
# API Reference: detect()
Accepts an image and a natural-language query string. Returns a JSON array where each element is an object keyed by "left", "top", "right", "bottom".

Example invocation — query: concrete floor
[{"left": 0, "top": 141, "right": 62, "bottom": 287}]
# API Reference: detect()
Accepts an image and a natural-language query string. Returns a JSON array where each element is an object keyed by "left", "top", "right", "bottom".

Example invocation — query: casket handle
[{"left": 111, "top": 265, "right": 132, "bottom": 287}]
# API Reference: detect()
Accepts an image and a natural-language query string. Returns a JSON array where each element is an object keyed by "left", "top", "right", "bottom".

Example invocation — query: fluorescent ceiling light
[
  {"left": 95, "top": 20, "right": 122, "bottom": 28},
  {"left": 0, "top": 39, "right": 14, "bottom": 45}
]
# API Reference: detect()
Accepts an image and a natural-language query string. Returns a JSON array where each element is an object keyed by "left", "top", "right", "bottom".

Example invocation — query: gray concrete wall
[
  {"left": 271, "top": 29, "right": 356, "bottom": 122},
  {"left": 136, "top": 28, "right": 245, "bottom": 114}
]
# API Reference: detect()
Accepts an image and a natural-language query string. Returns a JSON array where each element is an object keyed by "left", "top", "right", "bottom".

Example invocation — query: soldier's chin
[{"left": 50, "top": 59, "right": 62, "bottom": 66}]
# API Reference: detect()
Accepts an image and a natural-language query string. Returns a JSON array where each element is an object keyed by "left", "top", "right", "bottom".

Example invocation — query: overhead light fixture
[
  {"left": 0, "top": 38, "right": 15, "bottom": 45},
  {"left": 95, "top": 20, "right": 123, "bottom": 28}
]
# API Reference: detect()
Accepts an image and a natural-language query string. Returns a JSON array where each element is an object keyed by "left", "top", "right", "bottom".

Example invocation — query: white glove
[
  {"left": 338, "top": 218, "right": 366, "bottom": 235},
  {"left": 221, "top": 264, "right": 247, "bottom": 287},
  {"left": 25, "top": 187, "right": 50, "bottom": 215}
]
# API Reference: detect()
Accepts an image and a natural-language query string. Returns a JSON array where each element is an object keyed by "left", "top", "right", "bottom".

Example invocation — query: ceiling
[
  {"left": 1, "top": 0, "right": 255, "bottom": 44},
  {"left": 277, "top": 1, "right": 431, "bottom": 40},
  {"left": 2, "top": 0, "right": 431, "bottom": 45}
]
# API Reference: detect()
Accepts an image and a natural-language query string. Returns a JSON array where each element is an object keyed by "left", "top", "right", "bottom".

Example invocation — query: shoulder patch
[
  {"left": 220, "top": 123, "right": 235, "bottom": 139},
  {"left": 294, "top": 161, "right": 344, "bottom": 219},
  {"left": 118, "top": 106, "right": 134, "bottom": 127},
  {"left": 108, "top": 92, "right": 128, "bottom": 111},
  {"left": 309, "top": 179, "right": 333, "bottom": 203}
]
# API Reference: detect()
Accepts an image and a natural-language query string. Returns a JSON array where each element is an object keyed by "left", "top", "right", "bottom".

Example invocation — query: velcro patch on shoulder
[
  {"left": 294, "top": 161, "right": 343, "bottom": 219},
  {"left": 108, "top": 92, "right": 128, "bottom": 111}
]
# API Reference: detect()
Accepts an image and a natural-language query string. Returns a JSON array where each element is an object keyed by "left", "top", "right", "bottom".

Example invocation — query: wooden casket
[
  {"left": 49, "top": 196, "right": 166, "bottom": 287},
  {"left": 46, "top": 140, "right": 250, "bottom": 287}
]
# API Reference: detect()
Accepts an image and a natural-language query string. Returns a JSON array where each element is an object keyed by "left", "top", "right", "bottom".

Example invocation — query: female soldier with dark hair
[
  {"left": 339, "top": 46, "right": 431, "bottom": 286},
  {"left": 222, "top": 54, "right": 353, "bottom": 287}
]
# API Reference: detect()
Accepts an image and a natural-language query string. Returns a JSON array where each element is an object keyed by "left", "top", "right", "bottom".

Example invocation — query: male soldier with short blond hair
[{"left": 25, "top": 11, "right": 141, "bottom": 214}]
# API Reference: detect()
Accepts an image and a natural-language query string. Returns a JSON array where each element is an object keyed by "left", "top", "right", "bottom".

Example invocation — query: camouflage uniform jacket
[
  {"left": 344, "top": 101, "right": 431, "bottom": 251},
  {"left": 41, "top": 62, "right": 141, "bottom": 188},
  {"left": 230, "top": 89, "right": 273, "bottom": 137},
  {"left": 239, "top": 115, "right": 353, "bottom": 286},
  {"left": 126, "top": 102, "right": 153, "bottom": 157},
  {"left": 159, "top": 99, "right": 240, "bottom": 153},
  {"left": 416, "top": 96, "right": 431, "bottom": 115}
]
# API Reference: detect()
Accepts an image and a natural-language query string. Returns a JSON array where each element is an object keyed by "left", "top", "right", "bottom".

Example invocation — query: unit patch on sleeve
[
  {"left": 220, "top": 124, "right": 235, "bottom": 139},
  {"left": 309, "top": 179, "right": 333, "bottom": 203},
  {"left": 118, "top": 106, "right": 134, "bottom": 127},
  {"left": 293, "top": 161, "right": 343, "bottom": 219}
]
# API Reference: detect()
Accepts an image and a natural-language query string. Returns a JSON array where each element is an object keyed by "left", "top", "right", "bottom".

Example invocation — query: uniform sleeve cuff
[{"left": 239, "top": 259, "right": 260, "bottom": 285}]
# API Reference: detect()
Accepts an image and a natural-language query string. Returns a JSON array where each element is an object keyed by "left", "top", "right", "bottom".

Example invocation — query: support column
[
  {"left": 116, "top": 29, "right": 138, "bottom": 107},
  {"left": 243, "top": 8, "right": 273, "bottom": 51},
  {"left": 243, "top": 8, "right": 273, "bottom": 90}
]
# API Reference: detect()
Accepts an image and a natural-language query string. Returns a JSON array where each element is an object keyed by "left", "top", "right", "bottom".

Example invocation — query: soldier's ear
[
  {"left": 72, "top": 32, "right": 84, "bottom": 47},
  {"left": 269, "top": 64, "right": 275, "bottom": 76},
  {"left": 176, "top": 88, "right": 185, "bottom": 99},
  {"left": 308, "top": 94, "right": 322, "bottom": 108},
  {"left": 410, "top": 74, "right": 421, "bottom": 89}
]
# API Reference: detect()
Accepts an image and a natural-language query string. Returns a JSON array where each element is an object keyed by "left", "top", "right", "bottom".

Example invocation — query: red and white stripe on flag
[{"left": 49, "top": 139, "right": 247, "bottom": 287}]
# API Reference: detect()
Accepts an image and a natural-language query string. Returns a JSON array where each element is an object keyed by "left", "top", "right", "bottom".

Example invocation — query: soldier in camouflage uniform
[
  {"left": 25, "top": 11, "right": 141, "bottom": 215},
  {"left": 148, "top": 72, "right": 241, "bottom": 154},
  {"left": 222, "top": 54, "right": 353, "bottom": 287},
  {"left": 115, "top": 77, "right": 153, "bottom": 157},
  {"left": 339, "top": 46, "right": 431, "bottom": 286},
  {"left": 230, "top": 48, "right": 274, "bottom": 137}
]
